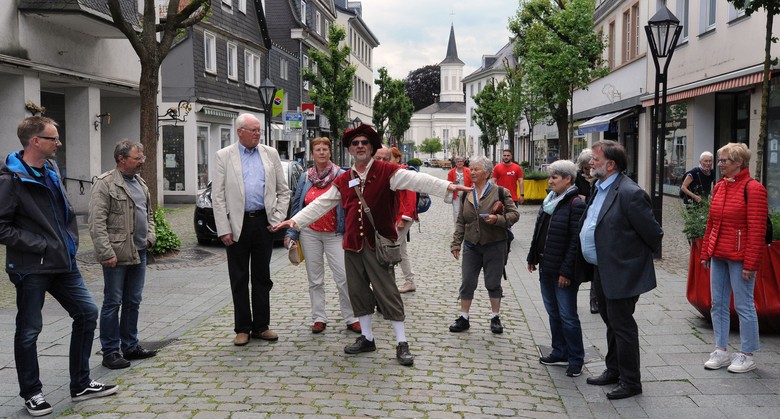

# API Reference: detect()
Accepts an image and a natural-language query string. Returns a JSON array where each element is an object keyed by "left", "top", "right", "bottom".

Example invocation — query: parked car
[{"left": 194, "top": 159, "right": 305, "bottom": 245}]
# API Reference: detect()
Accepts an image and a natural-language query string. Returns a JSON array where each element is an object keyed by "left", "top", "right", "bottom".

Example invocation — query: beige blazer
[{"left": 212, "top": 143, "right": 290, "bottom": 242}]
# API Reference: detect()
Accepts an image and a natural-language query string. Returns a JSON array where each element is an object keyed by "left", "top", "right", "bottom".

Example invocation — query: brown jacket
[{"left": 452, "top": 185, "right": 518, "bottom": 250}]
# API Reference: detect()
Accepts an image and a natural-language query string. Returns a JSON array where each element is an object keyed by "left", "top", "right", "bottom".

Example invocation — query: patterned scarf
[
  {"left": 307, "top": 161, "right": 339, "bottom": 189},
  {"left": 542, "top": 185, "right": 578, "bottom": 215}
]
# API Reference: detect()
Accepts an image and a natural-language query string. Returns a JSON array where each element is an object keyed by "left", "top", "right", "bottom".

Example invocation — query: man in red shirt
[{"left": 492, "top": 150, "right": 525, "bottom": 205}]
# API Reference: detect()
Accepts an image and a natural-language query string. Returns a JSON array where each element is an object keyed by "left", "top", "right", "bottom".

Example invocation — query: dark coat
[
  {"left": 579, "top": 174, "right": 663, "bottom": 299},
  {"left": 527, "top": 188, "right": 586, "bottom": 282}
]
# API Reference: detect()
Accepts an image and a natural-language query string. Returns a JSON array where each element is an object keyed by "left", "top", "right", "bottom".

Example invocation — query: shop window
[
  {"left": 662, "top": 103, "right": 688, "bottom": 194},
  {"left": 163, "top": 125, "right": 185, "bottom": 192},
  {"left": 220, "top": 126, "right": 232, "bottom": 148},
  {"left": 197, "top": 126, "right": 210, "bottom": 190}
]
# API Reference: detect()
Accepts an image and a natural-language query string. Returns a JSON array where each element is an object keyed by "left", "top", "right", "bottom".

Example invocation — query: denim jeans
[
  {"left": 9, "top": 268, "right": 98, "bottom": 399},
  {"left": 710, "top": 257, "right": 760, "bottom": 353},
  {"left": 100, "top": 250, "right": 147, "bottom": 355},
  {"left": 539, "top": 269, "right": 584, "bottom": 366}
]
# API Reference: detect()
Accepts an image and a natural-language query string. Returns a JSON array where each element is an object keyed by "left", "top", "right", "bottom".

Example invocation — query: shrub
[
  {"left": 680, "top": 199, "right": 710, "bottom": 241},
  {"left": 520, "top": 160, "right": 530, "bottom": 169},
  {"left": 407, "top": 158, "right": 423, "bottom": 167},
  {"left": 149, "top": 208, "right": 181, "bottom": 255},
  {"left": 524, "top": 170, "right": 550, "bottom": 180},
  {"left": 771, "top": 210, "right": 780, "bottom": 241}
]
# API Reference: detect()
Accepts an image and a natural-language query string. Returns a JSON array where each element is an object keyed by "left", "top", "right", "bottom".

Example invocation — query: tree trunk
[
  {"left": 553, "top": 102, "right": 569, "bottom": 161},
  {"left": 756, "top": 11, "right": 773, "bottom": 183},
  {"left": 139, "top": 61, "right": 161, "bottom": 209}
]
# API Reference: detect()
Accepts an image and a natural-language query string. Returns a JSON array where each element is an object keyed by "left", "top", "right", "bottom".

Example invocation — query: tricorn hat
[{"left": 342, "top": 124, "right": 382, "bottom": 156}]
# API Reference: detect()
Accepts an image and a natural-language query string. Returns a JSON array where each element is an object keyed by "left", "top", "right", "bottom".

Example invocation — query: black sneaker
[
  {"left": 344, "top": 336, "right": 376, "bottom": 354},
  {"left": 102, "top": 352, "right": 130, "bottom": 369},
  {"left": 123, "top": 345, "right": 158, "bottom": 360},
  {"left": 539, "top": 354, "right": 568, "bottom": 366},
  {"left": 396, "top": 341, "right": 414, "bottom": 366},
  {"left": 490, "top": 316, "right": 504, "bottom": 334},
  {"left": 71, "top": 380, "right": 119, "bottom": 402},
  {"left": 24, "top": 393, "right": 52, "bottom": 417},
  {"left": 449, "top": 316, "right": 470, "bottom": 332},
  {"left": 566, "top": 364, "right": 583, "bottom": 377}
]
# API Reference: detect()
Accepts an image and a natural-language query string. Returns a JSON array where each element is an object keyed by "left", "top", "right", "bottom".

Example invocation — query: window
[
  {"left": 608, "top": 21, "right": 615, "bottom": 68},
  {"left": 458, "top": 129, "right": 466, "bottom": 138},
  {"left": 245, "top": 50, "right": 260, "bottom": 86},
  {"left": 728, "top": 0, "right": 748, "bottom": 21},
  {"left": 227, "top": 43, "right": 237, "bottom": 80},
  {"left": 197, "top": 125, "right": 210, "bottom": 190},
  {"left": 238, "top": 0, "right": 245, "bottom": 13},
  {"left": 323, "top": 19, "right": 329, "bottom": 38},
  {"left": 220, "top": 126, "right": 232, "bottom": 148},
  {"left": 677, "top": 0, "right": 690, "bottom": 40},
  {"left": 280, "top": 58, "right": 288, "bottom": 80},
  {"left": 443, "top": 129, "right": 449, "bottom": 142},
  {"left": 633, "top": 4, "right": 640, "bottom": 58},
  {"left": 204, "top": 31, "right": 216, "bottom": 74},
  {"left": 301, "top": 0, "right": 307, "bottom": 25},
  {"left": 315, "top": 11, "right": 321, "bottom": 34},
  {"left": 700, "top": 0, "right": 717, "bottom": 33},
  {"left": 163, "top": 125, "right": 185, "bottom": 191},
  {"left": 222, "top": 0, "right": 231, "bottom": 7},
  {"left": 303, "top": 54, "right": 309, "bottom": 90},
  {"left": 622, "top": 3, "right": 639, "bottom": 63},
  {"left": 470, "top": 84, "right": 474, "bottom": 97}
]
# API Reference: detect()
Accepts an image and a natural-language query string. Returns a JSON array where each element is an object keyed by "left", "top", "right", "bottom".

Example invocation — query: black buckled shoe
[
  {"left": 344, "top": 335, "right": 376, "bottom": 354},
  {"left": 102, "top": 352, "right": 130, "bottom": 369},
  {"left": 123, "top": 345, "right": 158, "bottom": 360},
  {"left": 586, "top": 369, "right": 620, "bottom": 386},
  {"left": 606, "top": 383, "right": 642, "bottom": 400},
  {"left": 396, "top": 341, "right": 414, "bottom": 366},
  {"left": 449, "top": 316, "right": 470, "bottom": 333}
]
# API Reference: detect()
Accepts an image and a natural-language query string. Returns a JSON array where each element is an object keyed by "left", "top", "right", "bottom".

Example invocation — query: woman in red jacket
[
  {"left": 447, "top": 157, "right": 472, "bottom": 223},
  {"left": 700, "top": 142, "right": 768, "bottom": 373}
]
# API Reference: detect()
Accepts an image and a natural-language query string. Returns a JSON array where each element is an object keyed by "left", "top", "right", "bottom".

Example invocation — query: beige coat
[
  {"left": 212, "top": 143, "right": 290, "bottom": 242},
  {"left": 88, "top": 169, "right": 155, "bottom": 265}
]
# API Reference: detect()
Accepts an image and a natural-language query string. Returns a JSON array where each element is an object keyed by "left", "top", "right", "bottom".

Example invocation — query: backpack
[
  {"left": 744, "top": 179, "right": 774, "bottom": 245},
  {"left": 406, "top": 165, "right": 431, "bottom": 214}
]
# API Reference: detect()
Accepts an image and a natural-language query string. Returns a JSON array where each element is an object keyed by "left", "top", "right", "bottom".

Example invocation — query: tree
[
  {"left": 106, "top": 0, "right": 211, "bottom": 207},
  {"left": 472, "top": 81, "right": 501, "bottom": 158},
  {"left": 728, "top": 0, "right": 779, "bottom": 183},
  {"left": 509, "top": 0, "right": 607, "bottom": 160},
  {"left": 404, "top": 65, "right": 441, "bottom": 111},
  {"left": 303, "top": 24, "right": 356, "bottom": 156},
  {"left": 373, "top": 67, "right": 414, "bottom": 144},
  {"left": 419, "top": 137, "right": 443, "bottom": 158}
]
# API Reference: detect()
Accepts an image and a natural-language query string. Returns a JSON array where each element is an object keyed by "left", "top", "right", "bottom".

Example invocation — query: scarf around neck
[
  {"left": 542, "top": 185, "right": 578, "bottom": 215},
  {"left": 307, "top": 161, "right": 338, "bottom": 189}
]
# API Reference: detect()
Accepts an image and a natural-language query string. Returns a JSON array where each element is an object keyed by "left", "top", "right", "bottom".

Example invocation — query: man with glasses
[
  {"left": 212, "top": 113, "right": 290, "bottom": 346},
  {"left": 89, "top": 140, "right": 157, "bottom": 370},
  {"left": 0, "top": 116, "right": 118, "bottom": 416},
  {"left": 272, "top": 125, "right": 471, "bottom": 366}
]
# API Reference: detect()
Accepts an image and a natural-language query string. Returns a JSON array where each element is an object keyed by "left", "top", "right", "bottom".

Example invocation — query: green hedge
[{"left": 524, "top": 170, "right": 550, "bottom": 180}]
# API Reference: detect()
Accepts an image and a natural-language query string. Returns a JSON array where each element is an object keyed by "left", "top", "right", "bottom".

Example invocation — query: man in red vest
[{"left": 273, "top": 125, "right": 470, "bottom": 366}]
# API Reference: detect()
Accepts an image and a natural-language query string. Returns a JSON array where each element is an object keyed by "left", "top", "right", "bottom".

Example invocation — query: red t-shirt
[
  {"left": 305, "top": 184, "right": 338, "bottom": 233},
  {"left": 493, "top": 163, "right": 524, "bottom": 201}
]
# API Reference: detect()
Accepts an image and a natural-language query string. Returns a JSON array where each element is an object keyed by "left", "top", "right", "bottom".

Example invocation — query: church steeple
[{"left": 438, "top": 24, "right": 464, "bottom": 103}]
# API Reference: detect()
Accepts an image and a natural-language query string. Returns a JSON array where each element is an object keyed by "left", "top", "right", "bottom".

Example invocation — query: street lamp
[
  {"left": 351, "top": 116, "right": 362, "bottom": 129},
  {"left": 645, "top": 5, "right": 682, "bottom": 258},
  {"left": 258, "top": 78, "right": 277, "bottom": 146}
]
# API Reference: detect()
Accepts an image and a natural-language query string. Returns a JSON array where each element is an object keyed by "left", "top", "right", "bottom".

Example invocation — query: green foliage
[
  {"left": 149, "top": 208, "right": 181, "bottom": 255},
  {"left": 303, "top": 24, "right": 356, "bottom": 145},
  {"left": 473, "top": 82, "right": 501, "bottom": 155},
  {"left": 680, "top": 199, "right": 710, "bottom": 241},
  {"left": 524, "top": 170, "right": 550, "bottom": 180},
  {"left": 407, "top": 158, "right": 423, "bottom": 167},
  {"left": 771, "top": 210, "right": 780, "bottom": 241},
  {"left": 419, "top": 137, "right": 443, "bottom": 158},
  {"left": 370, "top": 68, "right": 415, "bottom": 142},
  {"left": 520, "top": 160, "right": 531, "bottom": 169},
  {"left": 404, "top": 65, "right": 440, "bottom": 111}
]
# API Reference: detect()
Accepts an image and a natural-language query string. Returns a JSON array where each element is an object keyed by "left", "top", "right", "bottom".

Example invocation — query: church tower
[{"left": 438, "top": 24, "right": 465, "bottom": 103}]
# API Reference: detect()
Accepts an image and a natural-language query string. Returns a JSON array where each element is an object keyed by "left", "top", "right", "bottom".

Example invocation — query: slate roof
[
  {"left": 414, "top": 101, "right": 467, "bottom": 115},
  {"left": 18, "top": 0, "right": 141, "bottom": 27},
  {"left": 439, "top": 24, "right": 464, "bottom": 65}
]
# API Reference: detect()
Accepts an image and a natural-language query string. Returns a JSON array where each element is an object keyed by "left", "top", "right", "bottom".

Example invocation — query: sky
[{"left": 360, "top": 1, "right": 522, "bottom": 81}]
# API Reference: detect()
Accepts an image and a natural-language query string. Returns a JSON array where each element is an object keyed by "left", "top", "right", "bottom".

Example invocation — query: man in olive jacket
[{"left": 89, "top": 140, "right": 157, "bottom": 370}]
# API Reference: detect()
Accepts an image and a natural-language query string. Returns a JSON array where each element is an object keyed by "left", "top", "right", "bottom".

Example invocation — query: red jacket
[
  {"left": 700, "top": 167, "right": 768, "bottom": 271},
  {"left": 447, "top": 167, "right": 473, "bottom": 200},
  {"left": 396, "top": 189, "right": 417, "bottom": 223}
]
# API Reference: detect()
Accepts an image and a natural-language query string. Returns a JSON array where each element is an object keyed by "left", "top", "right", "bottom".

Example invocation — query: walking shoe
[
  {"left": 396, "top": 341, "right": 414, "bottom": 366},
  {"left": 24, "top": 393, "right": 52, "bottom": 417},
  {"left": 233, "top": 333, "right": 250, "bottom": 346},
  {"left": 490, "top": 316, "right": 504, "bottom": 334},
  {"left": 539, "top": 354, "right": 568, "bottom": 366},
  {"left": 727, "top": 353, "right": 756, "bottom": 373},
  {"left": 566, "top": 364, "right": 583, "bottom": 377},
  {"left": 251, "top": 329, "right": 279, "bottom": 342},
  {"left": 448, "top": 315, "right": 470, "bottom": 332},
  {"left": 346, "top": 322, "right": 362, "bottom": 333},
  {"left": 344, "top": 335, "right": 376, "bottom": 354},
  {"left": 123, "top": 345, "right": 157, "bottom": 360},
  {"left": 398, "top": 281, "right": 416, "bottom": 293},
  {"left": 704, "top": 349, "right": 731, "bottom": 370},
  {"left": 71, "top": 380, "right": 119, "bottom": 402},
  {"left": 102, "top": 352, "right": 130, "bottom": 369},
  {"left": 311, "top": 322, "right": 327, "bottom": 334}
]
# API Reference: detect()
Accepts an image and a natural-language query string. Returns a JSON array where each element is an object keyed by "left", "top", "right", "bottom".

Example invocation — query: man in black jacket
[{"left": 0, "top": 116, "right": 118, "bottom": 416}]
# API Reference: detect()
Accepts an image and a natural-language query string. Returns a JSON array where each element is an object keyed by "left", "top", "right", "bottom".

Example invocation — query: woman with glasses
[{"left": 700, "top": 142, "right": 767, "bottom": 373}]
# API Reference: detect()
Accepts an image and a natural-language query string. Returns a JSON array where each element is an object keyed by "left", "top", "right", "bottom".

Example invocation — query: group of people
[{"left": 0, "top": 112, "right": 770, "bottom": 416}]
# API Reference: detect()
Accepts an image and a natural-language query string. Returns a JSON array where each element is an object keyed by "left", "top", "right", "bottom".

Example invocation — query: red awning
[{"left": 642, "top": 71, "right": 769, "bottom": 107}]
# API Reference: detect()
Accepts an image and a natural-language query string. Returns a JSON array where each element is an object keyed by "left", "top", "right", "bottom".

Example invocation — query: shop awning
[
  {"left": 201, "top": 107, "right": 238, "bottom": 119},
  {"left": 577, "top": 109, "right": 632, "bottom": 135},
  {"left": 641, "top": 71, "right": 768, "bottom": 107}
]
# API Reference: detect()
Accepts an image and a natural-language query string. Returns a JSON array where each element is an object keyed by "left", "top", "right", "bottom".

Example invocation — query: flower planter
[
  {"left": 523, "top": 179, "right": 548, "bottom": 202},
  {"left": 687, "top": 238, "right": 780, "bottom": 333}
]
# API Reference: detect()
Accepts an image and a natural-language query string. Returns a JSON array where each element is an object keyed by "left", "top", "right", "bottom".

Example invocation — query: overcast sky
[{"left": 360, "top": 1, "right": 521, "bottom": 81}]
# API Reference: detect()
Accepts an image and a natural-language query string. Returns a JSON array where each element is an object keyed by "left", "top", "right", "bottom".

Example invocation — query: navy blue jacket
[{"left": 527, "top": 188, "right": 586, "bottom": 283}]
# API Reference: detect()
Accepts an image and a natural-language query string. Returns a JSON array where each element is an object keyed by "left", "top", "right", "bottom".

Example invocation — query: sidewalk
[{"left": 1, "top": 167, "right": 778, "bottom": 417}]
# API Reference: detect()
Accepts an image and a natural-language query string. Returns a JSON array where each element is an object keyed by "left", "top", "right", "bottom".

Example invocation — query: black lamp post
[
  {"left": 645, "top": 5, "right": 682, "bottom": 258},
  {"left": 258, "top": 78, "right": 277, "bottom": 146},
  {"left": 351, "top": 116, "right": 362, "bottom": 129}
]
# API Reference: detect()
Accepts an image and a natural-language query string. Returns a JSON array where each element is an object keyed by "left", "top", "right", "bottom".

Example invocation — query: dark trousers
[
  {"left": 593, "top": 268, "right": 642, "bottom": 389},
  {"left": 225, "top": 212, "right": 274, "bottom": 334}
]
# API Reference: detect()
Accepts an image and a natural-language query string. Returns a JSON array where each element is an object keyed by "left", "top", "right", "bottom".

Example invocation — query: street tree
[
  {"left": 509, "top": 0, "right": 607, "bottom": 160},
  {"left": 472, "top": 81, "right": 501, "bottom": 158},
  {"left": 404, "top": 65, "right": 441, "bottom": 111},
  {"left": 372, "top": 67, "right": 394, "bottom": 139},
  {"left": 419, "top": 137, "right": 443, "bottom": 158},
  {"left": 106, "top": 0, "right": 211, "bottom": 207},
  {"left": 727, "top": 0, "right": 779, "bottom": 182},
  {"left": 303, "top": 24, "right": 356, "bottom": 152},
  {"left": 373, "top": 67, "right": 414, "bottom": 145},
  {"left": 387, "top": 84, "right": 414, "bottom": 144}
]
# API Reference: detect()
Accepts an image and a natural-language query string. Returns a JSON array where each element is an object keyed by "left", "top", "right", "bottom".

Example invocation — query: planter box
[
  {"left": 523, "top": 179, "right": 548, "bottom": 201},
  {"left": 687, "top": 238, "right": 780, "bottom": 333}
]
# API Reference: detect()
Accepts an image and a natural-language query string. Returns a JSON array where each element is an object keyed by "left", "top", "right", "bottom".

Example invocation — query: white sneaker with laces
[
  {"left": 704, "top": 350, "right": 731, "bottom": 370},
  {"left": 727, "top": 353, "right": 756, "bottom": 373}
]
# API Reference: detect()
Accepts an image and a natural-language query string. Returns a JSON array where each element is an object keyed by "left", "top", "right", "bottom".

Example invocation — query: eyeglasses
[
  {"left": 239, "top": 128, "right": 261, "bottom": 134},
  {"left": 37, "top": 135, "right": 61, "bottom": 143},
  {"left": 351, "top": 139, "right": 370, "bottom": 146},
  {"left": 127, "top": 156, "right": 146, "bottom": 162},
  {"left": 717, "top": 158, "right": 733, "bottom": 164}
]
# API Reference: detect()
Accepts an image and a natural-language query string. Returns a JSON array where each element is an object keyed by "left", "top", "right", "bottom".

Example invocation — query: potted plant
[{"left": 522, "top": 170, "right": 550, "bottom": 202}]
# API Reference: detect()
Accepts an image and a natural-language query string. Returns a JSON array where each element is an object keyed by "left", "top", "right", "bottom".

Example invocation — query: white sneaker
[
  {"left": 398, "top": 281, "right": 416, "bottom": 293},
  {"left": 727, "top": 353, "right": 756, "bottom": 373},
  {"left": 704, "top": 350, "right": 731, "bottom": 370}
]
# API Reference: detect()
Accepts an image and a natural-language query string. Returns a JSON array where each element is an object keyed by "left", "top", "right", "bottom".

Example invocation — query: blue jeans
[
  {"left": 539, "top": 269, "right": 584, "bottom": 366},
  {"left": 100, "top": 250, "right": 147, "bottom": 355},
  {"left": 710, "top": 257, "right": 759, "bottom": 353},
  {"left": 9, "top": 268, "right": 98, "bottom": 399}
]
